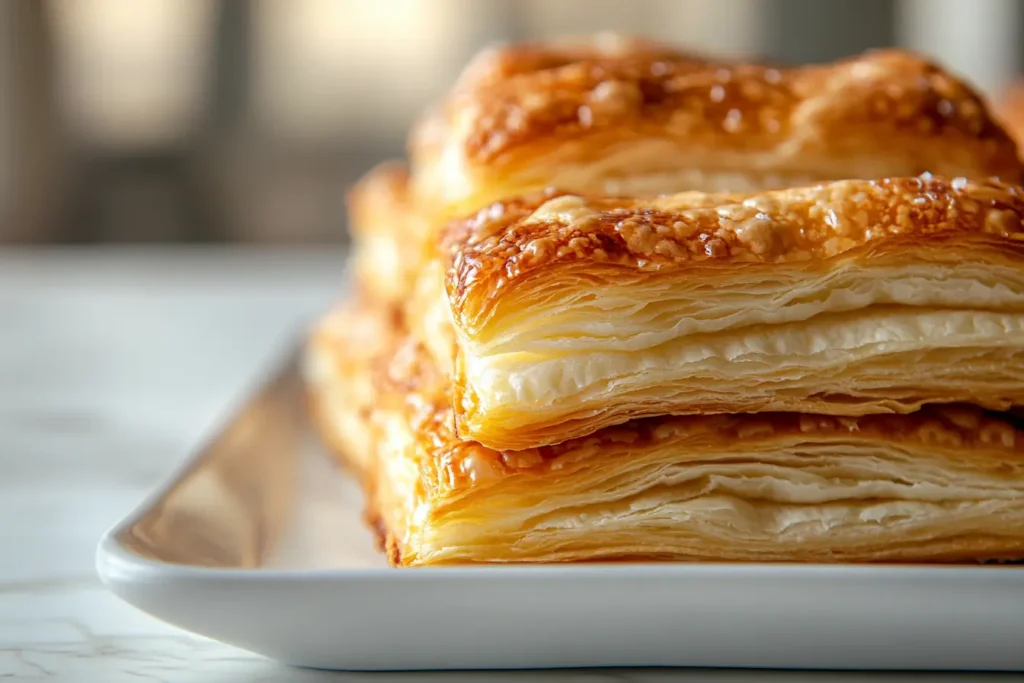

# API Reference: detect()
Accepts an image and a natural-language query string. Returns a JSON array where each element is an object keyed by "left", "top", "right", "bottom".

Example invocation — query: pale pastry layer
[
  {"left": 457, "top": 307, "right": 1024, "bottom": 450},
  {"left": 424, "top": 138, "right": 839, "bottom": 222},
  {"left": 465, "top": 265, "right": 1024, "bottom": 354},
  {"left": 409, "top": 259, "right": 456, "bottom": 378},
  {"left": 358, "top": 336, "right": 1024, "bottom": 567}
]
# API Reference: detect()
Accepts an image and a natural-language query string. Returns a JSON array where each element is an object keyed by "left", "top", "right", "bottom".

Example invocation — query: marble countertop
[{"left": 0, "top": 248, "right": 1017, "bottom": 682}]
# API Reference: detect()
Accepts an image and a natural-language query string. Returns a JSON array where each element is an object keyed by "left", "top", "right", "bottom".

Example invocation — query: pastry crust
[
  {"left": 411, "top": 37, "right": 1022, "bottom": 220},
  {"left": 303, "top": 298, "right": 402, "bottom": 475},
  {"left": 354, "top": 41, "right": 1022, "bottom": 306},
  {"left": 309, "top": 35, "right": 1024, "bottom": 569},
  {"left": 428, "top": 176, "right": 1024, "bottom": 450},
  {"left": 350, "top": 333, "right": 1024, "bottom": 567},
  {"left": 346, "top": 162, "right": 427, "bottom": 304}
]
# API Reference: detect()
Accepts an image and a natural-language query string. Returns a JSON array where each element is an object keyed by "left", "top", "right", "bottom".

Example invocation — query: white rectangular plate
[{"left": 96, "top": 351, "right": 1024, "bottom": 672}]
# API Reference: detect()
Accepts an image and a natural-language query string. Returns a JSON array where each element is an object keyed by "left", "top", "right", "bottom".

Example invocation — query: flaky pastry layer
[
  {"left": 325, "top": 330, "right": 1024, "bottom": 567},
  {"left": 428, "top": 176, "right": 1024, "bottom": 449},
  {"left": 411, "top": 36, "right": 1022, "bottom": 219},
  {"left": 303, "top": 298, "right": 401, "bottom": 475},
  {"left": 346, "top": 162, "right": 430, "bottom": 305}
]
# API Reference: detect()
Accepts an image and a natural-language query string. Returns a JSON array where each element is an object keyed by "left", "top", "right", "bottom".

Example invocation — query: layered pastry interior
[
  {"left": 313, "top": 305, "right": 1024, "bottom": 567},
  {"left": 306, "top": 35, "right": 1024, "bottom": 568},
  {"left": 424, "top": 176, "right": 1024, "bottom": 450},
  {"left": 410, "top": 37, "right": 1022, "bottom": 222}
]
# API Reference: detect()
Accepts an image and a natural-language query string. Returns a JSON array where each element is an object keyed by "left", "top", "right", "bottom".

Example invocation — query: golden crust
[
  {"left": 302, "top": 298, "right": 403, "bottom": 475},
  {"left": 347, "top": 161, "right": 411, "bottom": 239},
  {"left": 445, "top": 176, "right": 1024, "bottom": 330},
  {"left": 364, "top": 338, "right": 1024, "bottom": 566},
  {"left": 427, "top": 43, "right": 1016, "bottom": 169},
  {"left": 411, "top": 39, "right": 1022, "bottom": 216},
  {"left": 410, "top": 35, "right": 694, "bottom": 165},
  {"left": 357, "top": 41, "right": 1023, "bottom": 306},
  {"left": 450, "top": 34, "right": 695, "bottom": 93},
  {"left": 346, "top": 162, "right": 428, "bottom": 304}
]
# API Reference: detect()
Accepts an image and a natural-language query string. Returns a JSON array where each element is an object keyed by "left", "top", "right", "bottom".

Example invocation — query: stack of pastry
[{"left": 305, "top": 36, "right": 1024, "bottom": 567}]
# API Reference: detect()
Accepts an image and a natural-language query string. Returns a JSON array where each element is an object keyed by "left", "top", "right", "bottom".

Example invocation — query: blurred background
[{"left": 3, "top": 0, "right": 1024, "bottom": 246}]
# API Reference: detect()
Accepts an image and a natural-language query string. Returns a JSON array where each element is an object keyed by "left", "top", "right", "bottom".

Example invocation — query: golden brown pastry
[
  {"left": 426, "top": 176, "right": 1024, "bottom": 450},
  {"left": 350, "top": 333, "right": 1024, "bottom": 567},
  {"left": 411, "top": 38, "right": 1023, "bottom": 222},
  {"left": 351, "top": 40, "right": 1021, "bottom": 307},
  {"left": 308, "top": 35, "right": 1024, "bottom": 569},
  {"left": 346, "top": 162, "right": 424, "bottom": 305},
  {"left": 303, "top": 298, "right": 401, "bottom": 476}
]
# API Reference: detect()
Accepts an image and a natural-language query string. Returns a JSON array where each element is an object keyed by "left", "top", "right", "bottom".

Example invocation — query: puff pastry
[
  {"left": 352, "top": 40, "right": 1021, "bottom": 305},
  {"left": 426, "top": 176, "right": 1024, "bottom": 450},
  {"left": 411, "top": 37, "right": 1023, "bottom": 221},
  {"left": 304, "top": 298, "right": 401, "bottom": 475},
  {"left": 349, "top": 333, "right": 1024, "bottom": 567},
  {"left": 346, "top": 162, "right": 424, "bottom": 305}
]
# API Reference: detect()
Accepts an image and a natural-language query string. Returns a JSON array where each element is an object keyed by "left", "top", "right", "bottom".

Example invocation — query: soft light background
[{"left": 2, "top": 0, "right": 1023, "bottom": 245}]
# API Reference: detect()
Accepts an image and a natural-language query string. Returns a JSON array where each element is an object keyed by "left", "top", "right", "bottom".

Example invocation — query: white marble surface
[{"left": 0, "top": 248, "right": 1020, "bottom": 682}]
